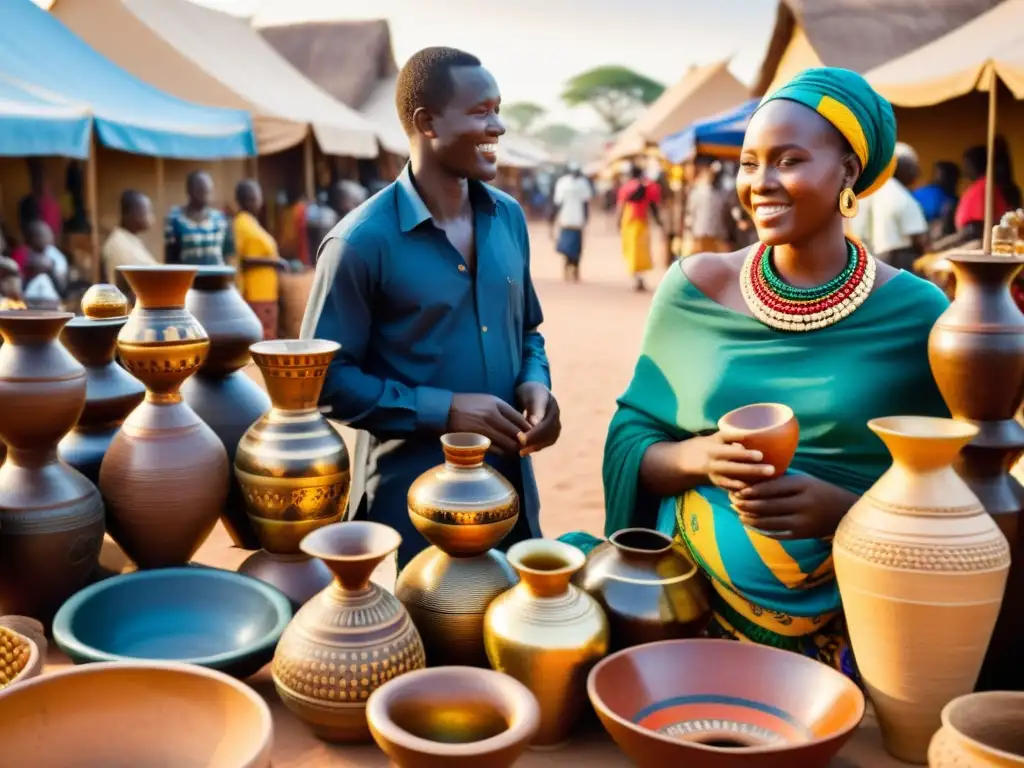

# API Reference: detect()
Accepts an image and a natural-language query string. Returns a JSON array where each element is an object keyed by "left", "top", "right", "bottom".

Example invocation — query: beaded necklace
[{"left": 740, "top": 238, "right": 875, "bottom": 332}]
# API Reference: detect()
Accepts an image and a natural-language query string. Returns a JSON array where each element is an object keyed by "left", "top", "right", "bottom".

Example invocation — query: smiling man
[{"left": 301, "top": 46, "right": 560, "bottom": 567}]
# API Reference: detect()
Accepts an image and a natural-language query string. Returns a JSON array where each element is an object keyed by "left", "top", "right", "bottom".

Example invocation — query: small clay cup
[
  {"left": 929, "top": 692, "right": 1024, "bottom": 766},
  {"left": 717, "top": 403, "right": 799, "bottom": 478}
]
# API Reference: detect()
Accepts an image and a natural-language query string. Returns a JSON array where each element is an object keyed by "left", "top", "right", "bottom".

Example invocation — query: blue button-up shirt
[{"left": 301, "top": 165, "right": 550, "bottom": 566}]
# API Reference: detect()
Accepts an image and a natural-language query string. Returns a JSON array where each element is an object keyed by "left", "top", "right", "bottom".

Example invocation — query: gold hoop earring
[{"left": 839, "top": 187, "right": 859, "bottom": 218}]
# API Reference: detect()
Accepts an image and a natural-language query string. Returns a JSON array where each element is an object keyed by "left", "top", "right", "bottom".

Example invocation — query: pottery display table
[{"left": 42, "top": 523, "right": 911, "bottom": 768}]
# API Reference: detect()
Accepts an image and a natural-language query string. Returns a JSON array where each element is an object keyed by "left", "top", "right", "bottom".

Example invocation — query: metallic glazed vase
[
  {"left": 395, "top": 433, "right": 520, "bottom": 668},
  {"left": 484, "top": 539, "right": 608, "bottom": 748},
  {"left": 272, "top": 522, "right": 426, "bottom": 743},
  {"left": 234, "top": 339, "right": 351, "bottom": 607}
]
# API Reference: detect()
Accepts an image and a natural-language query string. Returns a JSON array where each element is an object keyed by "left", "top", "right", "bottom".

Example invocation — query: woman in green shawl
[{"left": 582, "top": 68, "right": 949, "bottom": 677}]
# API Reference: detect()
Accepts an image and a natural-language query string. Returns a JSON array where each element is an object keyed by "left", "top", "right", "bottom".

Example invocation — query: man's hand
[
  {"left": 449, "top": 393, "right": 531, "bottom": 455},
  {"left": 516, "top": 382, "right": 561, "bottom": 457}
]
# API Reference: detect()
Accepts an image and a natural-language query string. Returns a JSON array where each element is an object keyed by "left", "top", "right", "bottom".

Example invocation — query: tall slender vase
[
  {"left": 99, "top": 266, "right": 228, "bottom": 569},
  {"left": 395, "top": 433, "right": 520, "bottom": 668},
  {"left": 484, "top": 539, "right": 608, "bottom": 748},
  {"left": 928, "top": 251, "right": 1024, "bottom": 691},
  {"left": 833, "top": 416, "right": 1011, "bottom": 764},
  {"left": 0, "top": 311, "right": 104, "bottom": 623},
  {"left": 234, "top": 340, "right": 351, "bottom": 607},
  {"left": 182, "top": 266, "right": 269, "bottom": 550},
  {"left": 58, "top": 285, "right": 145, "bottom": 486}
]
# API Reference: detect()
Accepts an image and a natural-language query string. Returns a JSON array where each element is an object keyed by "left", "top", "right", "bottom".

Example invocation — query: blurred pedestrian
[
  {"left": 234, "top": 179, "right": 286, "bottom": 340},
  {"left": 165, "top": 170, "right": 233, "bottom": 265},
  {"left": 617, "top": 163, "right": 662, "bottom": 291},
  {"left": 913, "top": 161, "right": 959, "bottom": 240},
  {"left": 102, "top": 190, "right": 157, "bottom": 296},
  {"left": 552, "top": 163, "right": 593, "bottom": 282},
  {"left": 683, "top": 156, "right": 731, "bottom": 256}
]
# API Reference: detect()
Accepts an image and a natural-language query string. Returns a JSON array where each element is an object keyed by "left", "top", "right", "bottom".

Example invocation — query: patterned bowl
[
  {"left": 53, "top": 567, "right": 292, "bottom": 678},
  {"left": 0, "top": 621, "right": 42, "bottom": 691},
  {"left": 588, "top": 639, "right": 864, "bottom": 767}
]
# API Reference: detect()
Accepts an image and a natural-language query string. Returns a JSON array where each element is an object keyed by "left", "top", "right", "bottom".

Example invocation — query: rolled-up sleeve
[
  {"left": 513, "top": 207, "right": 551, "bottom": 389},
  {"left": 302, "top": 236, "right": 453, "bottom": 435}
]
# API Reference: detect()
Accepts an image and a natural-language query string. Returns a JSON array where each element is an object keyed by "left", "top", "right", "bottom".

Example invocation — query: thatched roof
[
  {"left": 753, "top": 0, "right": 1006, "bottom": 96},
  {"left": 259, "top": 19, "right": 397, "bottom": 109}
]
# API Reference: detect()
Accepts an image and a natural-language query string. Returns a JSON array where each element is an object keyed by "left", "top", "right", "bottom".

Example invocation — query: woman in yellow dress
[
  {"left": 234, "top": 180, "right": 288, "bottom": 339},
  {"left": 617, "top": 164, "right": 662, "bottom": 292}
]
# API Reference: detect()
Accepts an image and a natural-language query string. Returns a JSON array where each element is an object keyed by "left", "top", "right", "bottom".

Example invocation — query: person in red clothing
[
  {"left": 616, "top": 163, "right": 663, "bottom": 292},
  {"left": 18, "top": 159, "right": 62, "bottom": 245}
]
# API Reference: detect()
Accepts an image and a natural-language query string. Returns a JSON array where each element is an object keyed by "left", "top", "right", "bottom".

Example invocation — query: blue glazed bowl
[{"left": 53, "top": 567, "right": 292, "bottom": 679}]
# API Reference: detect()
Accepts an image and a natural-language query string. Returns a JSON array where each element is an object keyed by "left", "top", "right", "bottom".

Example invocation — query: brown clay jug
[
  {"left": 58, "top": 285, "right": 145, "bottom": 487},
  {"left": 833, "top": 415, "right": 1011, "bottom": 764},
  {"left": 395, "top": 433, "right": 520, "bottom": 668},
  {"left": 272, "top": 521, "right": 425, "bottom": 743},
  {"left": 0, "top": 310, "right": 104, "bottom": 623},
  {"left": 182, "top": 265, "right": 269, "bottom": 550},
  {"left": 99, "top": 266, "right": 229, "bottom": 569},
  {"left": 234, "top": 339, "right": 350, "bottom": 608}
]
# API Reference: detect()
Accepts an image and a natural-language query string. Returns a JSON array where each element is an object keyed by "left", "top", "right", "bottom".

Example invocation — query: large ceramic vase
[
  {"left": 833, "top": 415, "right": 1011, "bottom": 764},
  {"left": 929, "top": 692, "right": 1024, "bottom": 766},
  {"left": 575, "top": 528, "right": 711, "bottom": 651},
  {"left": 58, "top": 285, "right": 145, "bottom": 486},
  {"left": 928, "top": 250, "right": 1024, "bottom": 692},
  {"left": 0, "top": 311, "right": 104, "bottom": 622},
  {"left": 484, "top": 539, "right": 608, "bottom": 748},
  {"left": 395, "top": 433, "right": 520, "bottom": 668},
  {"left": 272, "top": 521, "right": 426, "bottom": 742},
  {"left": 234, "top": 339, "right": 351, "bottom": 607},
  {"left": 182, "top": 266, "right": 269, "bottom": 550},
  {"left": 99, "top": 266, "right": 229, "bottom": 569}
]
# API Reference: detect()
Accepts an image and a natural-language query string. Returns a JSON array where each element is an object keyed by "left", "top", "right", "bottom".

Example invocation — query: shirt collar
[{"left": 396, "top": 163, "right": 497, "bottom": 233}]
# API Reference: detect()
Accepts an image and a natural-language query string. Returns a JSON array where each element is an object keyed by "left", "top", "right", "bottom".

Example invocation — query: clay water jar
[
  {"left": 717, "top": 403, "right": 799, "bottom": 478},
  {"left": 929, "top": 692, "right": 1024, "bottom": 766}
]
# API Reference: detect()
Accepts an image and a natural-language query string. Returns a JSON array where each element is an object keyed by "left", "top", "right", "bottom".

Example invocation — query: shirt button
[
  {"left": 458, "top": 264, "right": 467, "bottom": 272},
  {"left": 482, "top": 325, "right": 488, "bottom": 332}
]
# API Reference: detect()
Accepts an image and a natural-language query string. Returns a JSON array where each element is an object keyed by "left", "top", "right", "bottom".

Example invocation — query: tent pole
[
  {"left": 304, "top": 132, "right": 315, "bottom": 202},
  {"left": 155, "top": 157, "right": 165, "bottom": 262},
  {"left": 983, "top": 74, "right": 999, "bottom": 253},
  {"left": 87, "top": 134, "right": 100, "bottom": 284}
]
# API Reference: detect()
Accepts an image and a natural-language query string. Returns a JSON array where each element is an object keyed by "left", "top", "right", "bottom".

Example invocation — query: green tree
[
  {"left": 501, "top": 102, "right": 547, "bottom": 134},
  {"left": 561, "top": 66, "right": 665, "bottom": 133},
  {"left": 534, "top": 123, "right": 580, "bottom": 149}
]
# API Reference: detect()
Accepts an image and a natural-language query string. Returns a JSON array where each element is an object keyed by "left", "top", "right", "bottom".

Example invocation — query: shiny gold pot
[{"left": 484, "top": 539, "right": 608, "bottom": 748}]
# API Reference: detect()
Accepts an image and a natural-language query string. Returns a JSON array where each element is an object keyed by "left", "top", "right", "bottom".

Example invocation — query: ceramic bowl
[
  {"left": 717, "top": 403, "right": 799, "bottom": 478},
  {"left": 0, "top": 622, "right": 42, "bottom": 691},
  {"left": 929, "top": 691, "right": 1024, "bottom": 766},
  {"left": 588, "top": 639, "right": 864, "bottom": 768},
  {"left": 367, "top": 666, "right": 541, "bottom": 768},
  {"left": 0, "top": 661, "right": 272, "bottom": 767},
  {"left": 53, "top": 567, "right": 292, "bottom": 678}
]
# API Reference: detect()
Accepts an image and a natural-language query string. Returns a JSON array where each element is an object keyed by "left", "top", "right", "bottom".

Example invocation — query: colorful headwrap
[{"left": 757, "top": 67, "right": 897, "bottom": 198}]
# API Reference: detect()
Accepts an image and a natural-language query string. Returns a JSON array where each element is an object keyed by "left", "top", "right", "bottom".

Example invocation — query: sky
[{"left": 191, "top": 0, "right": 778, "bottom": 131}]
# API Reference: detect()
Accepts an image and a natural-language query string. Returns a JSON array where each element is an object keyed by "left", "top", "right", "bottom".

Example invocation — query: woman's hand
[
  {"left": 729, "top": 474, "right": 857, "bottom": 540},
  {"left": 699, "top": 433, "right": 776, "bottom": 491}
]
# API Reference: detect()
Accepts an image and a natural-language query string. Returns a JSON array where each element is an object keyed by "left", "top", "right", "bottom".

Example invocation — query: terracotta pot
[
  {"left": 717, "top": 403, "right": 799, "bottom": 478},
  {"left": 0, "top": 310, "right": 104, "bottom": 622},
  {"left": 396, "top": 433, "right": 519, "bottom": 668},
  {"left": 484, "top": 539, "right": 608, "bottom": 747},
  {"left": 367, "top": 666, "right": 541, "bottom": 768},
  {"left": 272, "top": 521, "right": 426, "bottom": 742},
  {"left": 575, "top": 528, "right": 710, "bottom": 651},
  {"left": 99, "top": 266, "right": 228, "bottom": 569},
  {"left": 182, "top": 266, "right": 269, "bottom": 550},
  {"left": 58, "top": 285, "right": 145, "bottom": 486},
  {"left": 234, "top": 339, "right": 350, "bottom": 607},
  {"left": 929, "top": 692, "right": 1024, "bottom": 766},
  {"left": 833, "top": 415, "right": 1011, "bottom": 763}
]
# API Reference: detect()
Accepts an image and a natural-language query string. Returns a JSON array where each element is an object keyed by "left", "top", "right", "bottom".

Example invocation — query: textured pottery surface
[
  {"left": 587, "top": 639, "right": 864, "bottom": 768},
  {"left": 0, "top": 661, "right": 273, "bottom": 767},
  {"left": 0, "top": 621, "right": 42, "bottom": 690},
  {"left": 0, "top": 310, "right": 104, "bottom": 623},
  {"left": 717, "top": 403, "right": 799, "bottom": 478},
  {"left": 100, "top": 266, "right": 229, "bottom": 569},
  {"left": 183, "top": 265, "right": 269, "bottom": 550},
  {"left": 58, "top": 285, "right": 145, "bottom": 486},
  {"left": 238, "top": 549, "right": 333, "bottom": 609},
  {"left": 576, "top": 528, "right": 711, "bottom": 651},
  {"left": 272, "top": 522, "right": 426, "bottom": 742},
  {"left": 833, "top": 416, "right": 1010, "bottom": 764},
  {"left": 53, "top": 567, "right": 292, "bottom": 679},
  {"left": 929, "top": 692, "right": 1024, "bottom": 766},
  {"left": 366, "top": 666, "right": 541, "bottom": 768},
  {"left": 485, "top": 539, "right": 608, "bottom": 747}
]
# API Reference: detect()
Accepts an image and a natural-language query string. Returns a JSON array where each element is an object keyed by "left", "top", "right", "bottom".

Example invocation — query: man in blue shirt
[{"left": 301, "top": 47, "right": 560, "bottom": 567}]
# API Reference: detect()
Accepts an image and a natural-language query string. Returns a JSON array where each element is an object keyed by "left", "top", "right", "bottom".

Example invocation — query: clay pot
[
  {"left": 833, "top": 415, "right": 1011, "bottom": 763},
  {"left": 367, "top": 666, "right": 541, "bottom": 768},
  {"left": 717, "top": 403, "right": 799, "bottom": 478},
  {"left": 484, "top": 539, "right": 608, "bottom": 747},
  {"left": 272, "top": 521, "right": 426, "bottom": 742},
  {"left": 929, "top": 692, "right": 1024, "bottom": 766},
  {"left": 99, "top": 266, "right": 228, "bottom": 569},
  {"left": 234, "top": 339, "right": 350, "bottom": 607},
  {"left": 58, "top": 285, "right": 145, "bottom": 486},
  {"left": 396, "top": 433, "right": 520, "bottom": 668},
  {"left": 575, "top": 528, "right": 710, "bottom": 651},
  {"left": 182, "top": 266, "right": 269, "bottom": 550},
  {"left": 0, "top": 310, "right": 104, "bottom": 622}
]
